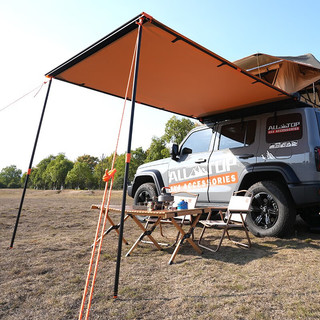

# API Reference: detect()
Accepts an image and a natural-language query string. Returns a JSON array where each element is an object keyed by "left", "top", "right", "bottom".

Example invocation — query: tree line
[{"left": 0, "top": 116, "right": 196, "bottom": 190}]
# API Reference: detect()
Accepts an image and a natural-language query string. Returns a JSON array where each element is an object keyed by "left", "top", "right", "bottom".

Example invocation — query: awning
[{"left": 46, "top": 12, "right": 291, "bottom": 119}]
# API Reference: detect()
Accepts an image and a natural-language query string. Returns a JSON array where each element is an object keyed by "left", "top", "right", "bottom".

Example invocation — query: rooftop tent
[
  {"left": 233, "top": 53, "right": 320, "bottom": 106},
  {"left": 46, "top": 13, "right": 291, "bottom": 119}
]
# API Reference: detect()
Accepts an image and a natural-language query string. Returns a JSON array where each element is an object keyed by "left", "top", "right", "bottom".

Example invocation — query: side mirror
[
  {"left": 171, "top": 144, "right": 179, "bottom": 160},
  {"left": 182, "top": 147, "right": 192, "bottom": 155}
]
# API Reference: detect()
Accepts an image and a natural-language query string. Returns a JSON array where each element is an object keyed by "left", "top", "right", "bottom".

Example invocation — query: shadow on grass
[{"left": 157, "top": 218, "right": 320, "bottom": 266}]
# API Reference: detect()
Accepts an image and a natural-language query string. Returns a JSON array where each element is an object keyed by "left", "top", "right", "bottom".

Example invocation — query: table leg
[
  {"left": 126, "top": 215, "right": 163, "bottom": 257},
  {"left": 108, "top": 215, "right": 129, "bottom": 244},
  {"left": 168, "top": 214, "right": 202, "bottom": 265},
  {"left": 92, "top": 215, "right": 129, "bottom": 247}
]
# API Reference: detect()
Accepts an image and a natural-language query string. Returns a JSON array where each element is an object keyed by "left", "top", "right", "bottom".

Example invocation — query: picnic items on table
[{"left": 144, "top": 191, "right": 198, "bottom": 242}]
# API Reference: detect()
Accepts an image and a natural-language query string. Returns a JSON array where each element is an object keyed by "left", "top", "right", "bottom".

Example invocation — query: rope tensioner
[{"left": 103, "top": 168, "right": 116, "bottom": 182}]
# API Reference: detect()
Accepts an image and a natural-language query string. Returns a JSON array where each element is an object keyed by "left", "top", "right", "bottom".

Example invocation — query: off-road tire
[
  {"left": 134, "top": 182, "right": 157, "bottom": 206},
  {"left": 246, "top": 181, "right": 295, "bottom": 237}
]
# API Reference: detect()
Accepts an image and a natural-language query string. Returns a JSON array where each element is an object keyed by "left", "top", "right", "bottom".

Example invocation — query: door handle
[
  {"left": 238, "top": 154, "right": 254, "bottom": 159},
  {"left": 195, "top": 158, "right": 206, "bottom": 163}
]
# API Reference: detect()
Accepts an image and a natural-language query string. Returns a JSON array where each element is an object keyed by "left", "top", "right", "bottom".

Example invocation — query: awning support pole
[
  {"left": 113, "top": 19, "right": 143, "bottom": 298},
  {"left": 9, "top": 78, "right": 53, "bottom": 248}
]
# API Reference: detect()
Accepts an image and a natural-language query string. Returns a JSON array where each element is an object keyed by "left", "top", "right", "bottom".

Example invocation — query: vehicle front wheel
[
  {"left": 134, "top": 182, "right": 157, "bottom": 206},
  {"left": 246, "top": 181, "right": 295, "bottom": 237}
]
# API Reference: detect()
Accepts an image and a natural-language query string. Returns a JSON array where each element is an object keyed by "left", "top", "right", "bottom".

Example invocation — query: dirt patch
[{"left": 1, "top": 189, "right": 320, "bottom": 319}]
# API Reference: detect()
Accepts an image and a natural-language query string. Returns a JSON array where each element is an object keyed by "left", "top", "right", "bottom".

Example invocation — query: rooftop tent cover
[
  {"left": 233, "top": 53, "right": 320, "bottom": 103},
  {"left": 46, "top": 13, "right": 291, "bottom": 119}
]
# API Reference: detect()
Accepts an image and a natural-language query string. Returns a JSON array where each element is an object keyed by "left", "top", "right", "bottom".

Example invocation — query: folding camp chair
[
  {"left": 144, "top": 191, "right": 198, "bottom": 243},
  {"left": 198, "top": 190, "right": 252, "bottom": 252}
]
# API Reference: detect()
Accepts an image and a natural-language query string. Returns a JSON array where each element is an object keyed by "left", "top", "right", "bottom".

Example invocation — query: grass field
[{"left": 1, "top": 189, "right": 320, "bottom": 319}]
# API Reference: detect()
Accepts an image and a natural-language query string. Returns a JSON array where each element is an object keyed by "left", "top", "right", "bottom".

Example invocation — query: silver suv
[{"left": 128, "top": 100, "right": 320, "bottom": 237}]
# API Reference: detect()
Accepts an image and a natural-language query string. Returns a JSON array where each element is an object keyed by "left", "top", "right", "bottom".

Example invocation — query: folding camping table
[{"left": 91, "top": 205, "right": 215, "bottom": 264}]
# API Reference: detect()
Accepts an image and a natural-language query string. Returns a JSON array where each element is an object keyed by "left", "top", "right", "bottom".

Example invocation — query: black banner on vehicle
[{"left": 266, "top": 113, "right": 302, "bottom": 143}]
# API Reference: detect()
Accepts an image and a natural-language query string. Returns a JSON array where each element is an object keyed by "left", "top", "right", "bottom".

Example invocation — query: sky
[{"left": 1, "top": 0, "right": 320, "bottom": 172}]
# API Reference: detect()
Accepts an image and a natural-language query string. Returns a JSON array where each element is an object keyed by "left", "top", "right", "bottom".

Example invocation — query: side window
[
  {"left": 181, "top": 128, "right": 213, "bottom": 154},
  {"left": 266, "top": 113, "right": 302, "bottom": 143},
  {"left": 219, "top": 120, "right": 256, "bottom": 150}
]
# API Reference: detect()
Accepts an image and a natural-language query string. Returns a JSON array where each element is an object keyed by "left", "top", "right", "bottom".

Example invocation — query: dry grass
[{"left": 1, "top": 189, "right": 320, "bottom": 319}]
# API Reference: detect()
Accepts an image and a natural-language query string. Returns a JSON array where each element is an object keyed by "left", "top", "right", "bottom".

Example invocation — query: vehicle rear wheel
[
  {"left": 246, "top": 181, "right": 295, "bottom": 237},
  {"left": 134, "top": 182, "right": 157, "bottom": 206}
]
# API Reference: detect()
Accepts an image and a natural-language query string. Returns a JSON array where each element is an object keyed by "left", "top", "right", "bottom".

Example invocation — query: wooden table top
[{"left": 91, "top": 205, "right": 227, "bottom": 219}]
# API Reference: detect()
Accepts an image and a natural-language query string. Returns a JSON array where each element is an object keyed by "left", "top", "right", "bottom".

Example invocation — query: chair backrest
[
  {"left": 228, "top": 195, "right": 252, "bottom": 212},
  {"left": 227, "top": 192, "right": 252, "bottom": 222}
]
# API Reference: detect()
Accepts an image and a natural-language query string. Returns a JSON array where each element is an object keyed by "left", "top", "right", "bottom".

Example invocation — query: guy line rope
[
  {"left": 0, "top": 81, "right": 47, "bottom": 113},
  {"left": 78, "top": 30, "right": 139, "bottom": 320}
]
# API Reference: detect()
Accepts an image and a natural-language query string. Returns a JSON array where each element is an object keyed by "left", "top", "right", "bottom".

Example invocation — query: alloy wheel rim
[
  {"left": 251, "top": 192, "right": 279, "bottom": 229},
  {"left": 137, "top": 190, "right": 152, "bottom": 205}
]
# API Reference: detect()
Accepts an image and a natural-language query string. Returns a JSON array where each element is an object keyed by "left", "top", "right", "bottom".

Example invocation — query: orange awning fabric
[{"left": 46, "top": 13, "right": 291, "bottom": 119}]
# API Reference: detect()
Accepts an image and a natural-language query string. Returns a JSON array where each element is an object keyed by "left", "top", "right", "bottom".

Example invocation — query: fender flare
[
  {"left": 247, "top": 162, "right": 301, "bottom": 184},
  {"left": 131, "top": 169, "right": 165, "bottom": 197}
]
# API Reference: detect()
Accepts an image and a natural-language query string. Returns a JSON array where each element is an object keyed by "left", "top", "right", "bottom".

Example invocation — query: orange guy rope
[{"left": 79, "top": 28, "right": 139, "bottom": 320}]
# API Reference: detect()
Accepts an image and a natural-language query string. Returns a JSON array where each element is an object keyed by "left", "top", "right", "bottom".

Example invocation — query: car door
[
  {"left": 168, "top": 127, "right": 215, "bottom": 204},
  {"left": 208, "top": 119, "right": 259, "bottom": 204}
]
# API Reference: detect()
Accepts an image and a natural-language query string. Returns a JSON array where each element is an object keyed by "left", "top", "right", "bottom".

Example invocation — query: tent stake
[
  {"left": 9, "top": 78, "right": 53, "bottom": 248},
  {"left": 113, "top": 19, "right": 143, "bottom": 299}
]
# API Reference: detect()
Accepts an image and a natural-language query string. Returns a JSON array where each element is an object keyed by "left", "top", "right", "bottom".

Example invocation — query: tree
[
  {"left": 129, "top": 147, "right": 147, "bottom": 178},
  {"left": 0, "top": 165, "right": 22, "bottom": 188},
  {"left": 93, "top": 154, "right": 112, "bottom": 189},
  {"left": 145, "top": 137, "right": 170, "bottom": 163},
  {"left": 76, "top": 155, "right": 99, "bottom": 172},
  {"left": 144, "top": 116, "right": 195, "bottom": 163},
  {"left": 44, "top": 154, "right": 73, "bottom": 189},
  {"left": 0, "top": 116, "right": 198, "bottom": 190},
  {"left": 100, "top": 148, "right": 147, "bottom": 190},
  {"left": 29, "top": 155, "right": 56, "bottom": 189},
  {"left": 163, "top": 116, "right": 195, "bottom": 145},
  {"left": 66, "top": 162, "right": 93, "bottom": 189},
  {"left": 113, "top": 153, "right": 126, "bottom": 189}
]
